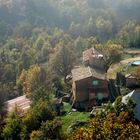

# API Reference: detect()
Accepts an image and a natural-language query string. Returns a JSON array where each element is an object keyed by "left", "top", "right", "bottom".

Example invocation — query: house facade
[{"left": 71, "top": 67, "right": 109, "bottom": 111}]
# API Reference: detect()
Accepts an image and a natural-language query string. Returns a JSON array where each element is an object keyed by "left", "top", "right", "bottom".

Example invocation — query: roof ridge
[{"left": 88, "top": 66, "right": 93, "bottom": 77}]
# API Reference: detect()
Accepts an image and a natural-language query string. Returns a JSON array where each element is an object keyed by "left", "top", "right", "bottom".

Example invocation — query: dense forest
[{"left": 0, "top": 0, "right": 140, "bottom": 139}]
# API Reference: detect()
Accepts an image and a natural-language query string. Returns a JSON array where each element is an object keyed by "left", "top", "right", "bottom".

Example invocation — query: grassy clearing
[
  {"left": 61, "top": 103, "right": 89, "bottom": 132},
  {"left": 108, "top": 62, "right": 137, "bottom": 79},
  {"left": 121, "top": 65, "right": 136, "bottom": 75},
  {"left": 107, "top": 56, "right": 140, "bottom": 79},
  {"left": 61, "top": 111, "right": 89, "bottom": 132}
]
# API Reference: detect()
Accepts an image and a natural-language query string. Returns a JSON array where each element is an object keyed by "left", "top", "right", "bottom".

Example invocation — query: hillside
[{"left": 0, "top": 0, "right": 140, "bottom": 140}]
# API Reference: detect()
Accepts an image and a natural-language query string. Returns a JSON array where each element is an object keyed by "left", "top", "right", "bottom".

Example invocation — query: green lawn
[
  {"left": 61, "top": 103, "right": 89, "bottom": 132},
  {"left": 117, "top": 63, "right": 136, "bottom": 75},
  {"left": 61, "top": 111, "right": 89, "bottom": 132}
]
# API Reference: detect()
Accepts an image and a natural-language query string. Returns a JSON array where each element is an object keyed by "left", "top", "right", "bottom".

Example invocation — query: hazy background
[{"left": 0, "top": 0, "right": 140, "bottom": 40}]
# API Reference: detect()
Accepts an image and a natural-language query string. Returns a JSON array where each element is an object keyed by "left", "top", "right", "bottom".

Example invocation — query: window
[
  {"left": 97, "top": 93, "right": 104, "bottom": 100},
  {"left": 92, "top": 80, "right": 99, "bottom": 86}
]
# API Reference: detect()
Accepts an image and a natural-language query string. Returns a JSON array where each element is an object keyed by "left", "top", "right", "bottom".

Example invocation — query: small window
[
  {"left": 97, "top": 93, "right": 104, "bottom": 100},
  {"left": 92, "top": 80, "right": 99, "bottom": 86}
]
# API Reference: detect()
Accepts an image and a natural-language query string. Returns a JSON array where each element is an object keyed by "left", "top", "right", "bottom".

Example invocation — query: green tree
[
  {"left": 96, "top": 43, "right": 123, "bottom": 72},
  {"left": 117, "top": 20, "right": 140, "bottom": 48},
  {"left": 51, "top": 78, "right": 63, "bottom": 98},
  {"left": 30, "top": 118, "right": 62, "bottom": 140},
  {"left": 2, "top": 108, "right": 23, "bottom": 140},
  {"left": 48, "top": 42, "right": 76, "bottom": 83},
  {"left": 0, "top": 91, "right": 5, "bottom": 115},
  {"left": 18, "top": 48, "right": 36, "bottom": 73},
  {"left": 35, "top": 36, "right": 44, "bottom": 50},
  {"left": 23, "top": 100, "right": 55, "bottom": 134},
  {"left": 96, "top": 16, "right": 113, "bottom": 39}
]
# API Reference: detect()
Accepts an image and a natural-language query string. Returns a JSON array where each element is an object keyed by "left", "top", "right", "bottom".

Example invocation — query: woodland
[{"left": 0, "top": 0, "right": 140, "bottom": 139}]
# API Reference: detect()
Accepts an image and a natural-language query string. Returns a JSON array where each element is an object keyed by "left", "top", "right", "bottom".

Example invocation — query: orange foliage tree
[
  {"left": 68, "top": 112, "right": 140, "bottom": 140},
  {"left": 135, "top": 65, "right": 140, "bottom": 84}
]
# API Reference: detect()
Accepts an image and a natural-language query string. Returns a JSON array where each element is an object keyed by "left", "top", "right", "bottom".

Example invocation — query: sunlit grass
[
  {"left": 61, "top": 111, "right": 89, "bottom": 133},
  {"left": 61, "top": 103, "right": 89, "bottom": 132}
]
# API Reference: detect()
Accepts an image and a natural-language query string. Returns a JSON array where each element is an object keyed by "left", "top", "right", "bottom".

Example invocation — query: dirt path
[
  {"left": 107, "top": 56, "right": 140, "bottom": 79},
  {"left": 120, "top": 57, "right": 140, "bottom": 65}
]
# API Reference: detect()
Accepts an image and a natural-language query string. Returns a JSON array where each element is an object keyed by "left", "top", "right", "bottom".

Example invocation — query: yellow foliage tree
[
  {"left": 17, "top": 65, "right": 46, "bottom": 98},
  {"left": 68, "top": 112, "right": 140, "bottom": 140}
]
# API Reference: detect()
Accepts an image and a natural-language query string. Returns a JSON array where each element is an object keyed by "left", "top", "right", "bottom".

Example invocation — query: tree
[
  {"left": 23, "top": 100, "right": 55, "bottom": 134},
  {"left": 117, "top": 20, "right": 140, "bottom": 48},
  {"left": 35, "top": 36, "right": 45, "bottom": 50},
  {"left": 96, "top": 16, "right": 113, "bottom": 39},
  {"left": 2, "top": 108, "right": 23, "bottom": 140},
  {"left": 0, "top": 91, "right": 5, "bottom": 115},
  {"left": 96, "top": 42, "right": 123, "bottom": 72},
  {"left": 18, "top": 48, "right": 36, "bottom": 73},
  {"left": 30, "top": 118, "right": 62, "bottom": 140},
  {"left": 135, "top": 65, "right": 140, "bottom": 84},
  {"left": 51, "top": 78, "right": 63, "bottom": 98},
  {"left": 14, "top": 22, "right": 32, "bottom": 38},
  {"left": 74, "top": 36, "right": 87, "bottom": 57},
  {"left": 48, "top": 42, "right": 76, "bottom": 83},
  {"left": 17, "top": 65, "right": 47, "bottom": 98},
  {"left": 68, "top": 97, "right": 138, "bottom": 140},
  {"left": 87, "top": 36, "right": 98, "bottom": 48}
]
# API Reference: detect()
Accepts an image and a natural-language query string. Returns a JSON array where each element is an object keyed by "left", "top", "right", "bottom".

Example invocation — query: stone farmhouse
[{"left": 71, "top": 66, "right": 109, "bottom": 111}]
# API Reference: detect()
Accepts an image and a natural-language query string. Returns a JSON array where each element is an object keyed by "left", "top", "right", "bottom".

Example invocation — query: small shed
[
  {"left": 3, "top": 95, "right": 31, "bottom": 115},
  {"left": 126, "top": 74, "right": 137, "bottom": 88}
]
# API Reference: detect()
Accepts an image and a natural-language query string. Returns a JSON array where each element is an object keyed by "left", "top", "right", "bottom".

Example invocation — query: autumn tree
[
  {"left": 68, "top": 97, "right": 139, "bottom": 140},
  {"left": 96, "top": 42, "right": 123, "bottom": 72},
  {"left": 17, "top": 65, "right": 47, "bottom": 98},
  {"left": 135, "top": 65, "right": 140, "bottom": 84},
  {"left": 48, "top": 42, "right": 76, "bottom": 83}
]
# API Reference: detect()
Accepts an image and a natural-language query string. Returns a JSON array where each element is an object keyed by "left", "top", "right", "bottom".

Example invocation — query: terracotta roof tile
[
  {"left": 72, "top": 67, "right": 106, "bottom": 81},
  {"left": 83, "top": 47, "right": 103, "bottom": 62}
]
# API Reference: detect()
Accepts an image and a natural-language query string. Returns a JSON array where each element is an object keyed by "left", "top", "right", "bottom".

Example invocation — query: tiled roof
[
  {"left": 72, "top": 67, "right": 92, "bottom": 81},
  {"left": 72, "top": 66, "right": 106, "bottom": 82},
  {"left": 83, "top": 47, "right": 103, "bottom": 62},
  {"left": 91, "top": 68, "right": 106, "bottom": 80},
  {"left": 3, "top": 95, "right": 31, "bottom": 113},
  {"left": 126, "top": 74, "right": 136, "bottom": 79}
]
